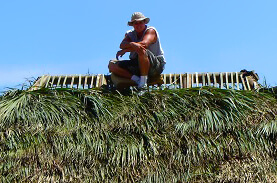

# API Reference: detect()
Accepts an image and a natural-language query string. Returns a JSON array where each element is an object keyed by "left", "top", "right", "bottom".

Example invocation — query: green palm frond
[{"left": 1, "top": 87, "right": 277, "bottom": 182}]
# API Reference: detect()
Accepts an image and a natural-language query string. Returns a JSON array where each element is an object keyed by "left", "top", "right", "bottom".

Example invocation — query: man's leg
[
  {"left": 138, "top": 49, "right": 150, "bottom": 76},
  {"left": 137, "top": 49, "right": 150, "bottom": 88},
  {"left": 108, "top": 60, "right": 141, "bottom": 84},
  {"left": 108, "top": 61, "right": 132, "bottom": 79}
]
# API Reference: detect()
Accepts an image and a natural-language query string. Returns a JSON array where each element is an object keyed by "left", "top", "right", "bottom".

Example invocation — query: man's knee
[
  {"left": 108, "top": 61, "right": 117, "bottom": 73},
  {"left": 137, "top": 48, "right": 147, "bottom": 57}
]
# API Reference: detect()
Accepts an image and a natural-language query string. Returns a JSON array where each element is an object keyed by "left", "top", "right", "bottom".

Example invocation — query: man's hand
[
  {"left": 130, "top": 42, "right": 147, "bottom": 54},
  {"left": 116, "top": 49, "right": 127, "bottom": 60}
]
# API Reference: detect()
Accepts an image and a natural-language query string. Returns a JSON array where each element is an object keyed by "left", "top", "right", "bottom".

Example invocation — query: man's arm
[
  {"left": 120, "top": 34, "right": 134, "bottom": 50},
  {"left": 116, "top": 29, "right": 157, "bottom": 59},
  {"left": 129, "top": 29, "right": 157, "bottom": 55},
  {"left": 116, "top": 48, "right": 132, "bottom": 60},
  {"left": 139, "top": 28, "right": 157, "bottom": 49},
  {"left": 120, "top": 29, "right": 157, "bottom": 50}
]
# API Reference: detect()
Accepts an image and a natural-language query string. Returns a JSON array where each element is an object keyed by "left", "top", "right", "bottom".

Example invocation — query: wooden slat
[
  {"left": 236, "top": 72, "right": 240, "bottom": 90},
  {"left": 39, "top": 75, "right": 46, "bottom": 88},
  {"left": 174, "top": 74, "right": 177, "bottom": 89},
  {"left": 186, "top": 73, "right": 190, "bottom": 88},
  {"left": 191, "top": 73, "right": 194, "bottom": 87},
  {"left": 240, "top": 74, "right": 247, "bottom": 90},
  {"left": 225, "top": 72, "right": 229, "bottom": 89},
  {"left": 70, "top": 75, "right": 75, "bottom": 88},
  {"left": 179, "top": 74, "right": 183, "bottom": 88},
  {"left": 84, "top": 76, "right": 88, "bottom": 89},
  {"left": 99, "top": 74, "right": 103, "bottom": 86},
  {"left": 220, "top": 73, "right": 224, "bottom": 89},
  {"left": 78, "top": 74, "right": 82, "bottom": 89},
  {"left": 50, "top": 76, "right": 55, "bottom": 87},
  {"left": 96, "top": 75, "right": 100, "bottom": 87},
  {"left": 45, "top": 75, "right": 52, "bottom": 88},
  {"left": 231, "top": 72, "right": 234, "bottom": 89},
  {"left": 195, "top": 72, "right": 199, "bottom": 87},
  {"left": 202, "top": 73, "right": 206, "bottom": 86},
  {"left": 169, "top": 73, "right": 172, "bottom": 85},
  {"left": 207, "top": 73, "right": 211, "bottom": 86},
  {"left": 90, "top": 75, "right": 94, "bottom": 88},
  {"left": 63, "top": 75, "right": 68, "bottom": 88},
  {"left": 102, "top": 74, "right": 107, "bottom": 85},
  {"left": 245, "top": 77, "right": 251, "bottom": 90},
  {"left": 57, "top": 76, "right": 62, "bottom": 87},
  {"left": 254, "top": 81, "right": 259, "bottom": 89},
  {"left": 183, "top": 74, "right": 187, "bottom": 88},
  {"left": 174, "top": 73, "right": 177, "bottom": 84},
  {"left": 213, "top": 73, "right": 217, "bottom": 87}
]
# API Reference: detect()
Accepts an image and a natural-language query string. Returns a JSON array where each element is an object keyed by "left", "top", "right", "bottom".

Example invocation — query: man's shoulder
[
  {"left": 126, "top": 29, "right": 135, "bottom": 34},
  {"left": 146, "top": 26, "right": 159, "bottom": 35},
  {"left": 147, "top": 26, "right": 157, "bottom": 31}
]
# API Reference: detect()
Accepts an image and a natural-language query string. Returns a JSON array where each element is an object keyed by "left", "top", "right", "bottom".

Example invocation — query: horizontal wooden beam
[{"left": 30, "top": 71, "right": 259, "bottom": 91}]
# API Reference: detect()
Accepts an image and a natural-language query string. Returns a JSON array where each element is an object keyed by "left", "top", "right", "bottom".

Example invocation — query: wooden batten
[
  {"left": 163, "top": 74, "right": 166, "bottom": 85},
  {"left": 169, "top": 73, "right": 172, "bottom": 85},
  {"left": 240, "top": 74, "right": 247, "bottom": 90},
  {"left": 191, "top": 73, "right": 194, "bottom": 88},
  {"left": 78, "top": 75, "right": 82, "bottom": 89},
  {"left": 84, "top": 76, "right": 88, "bottom": 89},
  {"left": 220, "top": 73, "right": 224, "bottom": 89},
  {"left": 245, "top": 77, "right": 251, "bottom": 91},
  {"left": 235, "top": 72, "right": 240, "bottom": 90},
  {"left": 38, "top": 75, "right": 45, "bottom": 88},
  {"left": 225, "top": 72, "right": 229, "bottom": 89},
  {"left": 202, "top": 73, "right": 206, "bottom": 87},
  {"left": 63, "top": 75, "right": 67, "bottom": 88},
  {"left": 102, "top": 74, "right": 107, "bottom": 85},
  {"left": 45, "top": 75, "right": 51, "bottom": 88},
  {"left": 57, "top": 76, "right": 62, "bottom": 87},
  {"left": 38, "top": 75, "right": 46, "bottom": 88},
  {"left": 90, "top": 75, "right": 94, "bottom": 88},
  {"left": 195, "top": 72, "right": 199, "bottom": 87},
  {"left": 70, "top": 75, "right": 74, "bottom": 88},
  {"left": 231, "top": 72, "right": 234, "bottom": 89},
  {"left": 183, "top": 73, "right": 187, "bottom": 88},
  {"left": 207, "top": 73, "right": 211, "bottom": 86},
  {"left": 95, "top": 75, "right": 99, "bottom": 88},
  {"left": 186, "top": 73, "right": 190, "bottom": 88},
  {"left": 179, "top": 74, "right": 184, "bottom": 88},
  {"left": 50, "top": 76, "right": 55, "bottom": 87}
]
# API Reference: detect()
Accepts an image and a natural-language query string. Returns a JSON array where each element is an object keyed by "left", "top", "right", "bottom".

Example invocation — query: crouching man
[{"left": 108, "top": 12, "right": 166, "bottom": 88}]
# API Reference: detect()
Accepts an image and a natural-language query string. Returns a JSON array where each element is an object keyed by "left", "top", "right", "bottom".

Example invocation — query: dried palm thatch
[{"left": 0, "top": 87, "right": 277, "bottom": 182}]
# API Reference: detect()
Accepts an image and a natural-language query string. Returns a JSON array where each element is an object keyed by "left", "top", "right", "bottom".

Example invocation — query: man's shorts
[{"left": 117, "top": 49, "right": 166, "bottom": 78}]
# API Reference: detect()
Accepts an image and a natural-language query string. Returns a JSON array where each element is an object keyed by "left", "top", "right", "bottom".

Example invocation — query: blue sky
[{"left": 0, "top": 0, "right": 276, "bottom": 92}]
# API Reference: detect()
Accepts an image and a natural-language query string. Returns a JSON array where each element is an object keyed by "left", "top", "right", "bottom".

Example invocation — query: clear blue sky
[{"left": 0, "top": 0, "right": 276, "bottom": 92}]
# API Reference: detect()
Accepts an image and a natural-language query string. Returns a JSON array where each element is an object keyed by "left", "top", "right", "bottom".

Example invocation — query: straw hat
[{"left": 128, "top": 12, "right": 150, "bottom": 26}]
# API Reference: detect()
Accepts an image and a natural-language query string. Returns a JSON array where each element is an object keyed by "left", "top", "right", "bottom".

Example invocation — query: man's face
[{"left": 133, "top": 20, "right": 146, "bottom": 33}]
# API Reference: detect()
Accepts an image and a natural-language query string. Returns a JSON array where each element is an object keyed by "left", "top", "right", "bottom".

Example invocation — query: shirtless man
[{"left": 108, "top": 12, "right": 165, "bottom": 88}]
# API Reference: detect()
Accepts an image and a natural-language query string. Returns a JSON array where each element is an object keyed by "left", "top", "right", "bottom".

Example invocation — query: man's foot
[
  {"left": 131, "top": 75, "right": 140, "bottom": 85},
  {"left": 138, "top": 76, "right": 148, "bottom": 88}
]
